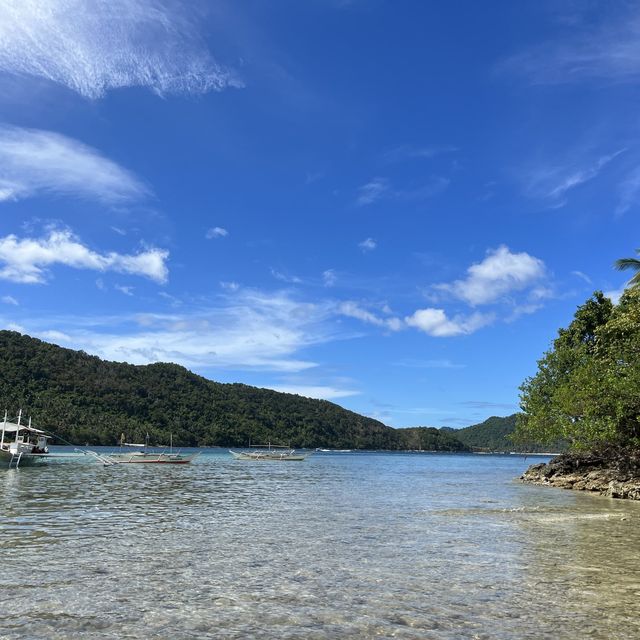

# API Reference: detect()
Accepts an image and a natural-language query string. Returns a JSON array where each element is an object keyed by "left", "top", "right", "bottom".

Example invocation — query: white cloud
[
  {"left": 220, "top": 281, "right": 240, "bottom": 291},
  {"left": 264, "top": 385, "right": 358, "bottom": 400},
  {"left": 0, "top": 228, "right": 168, "bottom": 284},
  {"left": 339, "top": 301, "right": 403, "bottom": 331},
  {"left": 435, "top": 246, "right": 547, "bottom": 306},
  {"left": 356, "top": 177, "right": 389, "bottom": 206},
  {"left": 23, "top": 289, "right": 338, "bottom": 373},
  {"left": 322, "top": 269, "right": 337, "bottom": 287},
  {"left": 358, "top": 237, "right": 377, "bottom": 252},
  {"left": 1, "top": 295, "right": 18, "bottom": 305},
  {"left": 0, "top": 126, "right": 148, "bottom": 204},
  {"left": 405, "top": 308, "right": 494, "bottom": 337},
  {"left": 0, "top": 0, "right": 242, "bottom": 99},
  {"left": 604, "top": 288, "right": 624, "bottom": 304},
  {"left": 206, "top": 227, "right": 229, "bottom": 239}
]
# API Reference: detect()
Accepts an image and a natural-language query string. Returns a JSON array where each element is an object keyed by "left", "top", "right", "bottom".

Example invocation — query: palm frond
[{"left": 614, "top": 257, "right": 640, "bottom": 272}]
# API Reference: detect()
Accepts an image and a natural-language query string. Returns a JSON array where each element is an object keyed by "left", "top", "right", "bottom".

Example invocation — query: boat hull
[
  {"left": 229, "top": 450, "right": 310, "bottom": 461},
  {"left": 105, "top": 452, "right": 199, "bottom": 464},
  {"left": 0, "top": 447, "right": 49, "bottom": 467}
]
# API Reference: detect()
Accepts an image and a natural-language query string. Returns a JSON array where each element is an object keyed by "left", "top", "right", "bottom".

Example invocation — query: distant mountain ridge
[{"left": 0, "top": 330, "right": 467, "bottom": 451}]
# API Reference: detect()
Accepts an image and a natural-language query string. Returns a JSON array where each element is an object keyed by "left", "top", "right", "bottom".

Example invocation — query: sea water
[{"left": 1, "top": 450, "right": 639, "bottom": 639}]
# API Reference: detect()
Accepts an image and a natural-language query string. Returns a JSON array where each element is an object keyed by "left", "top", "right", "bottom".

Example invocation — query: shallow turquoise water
[{"left": 1, "top": 450, "right": 639, "bottom": 639}]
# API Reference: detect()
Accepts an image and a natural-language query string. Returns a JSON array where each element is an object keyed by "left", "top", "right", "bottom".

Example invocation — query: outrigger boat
[
  {"left": 229, "top": 443, "right": 311, "bottom": 461},
  {"left": 105, "top": 433, "right": 199, "bottom": 464},
  {"left": 0, "top": 409, "right": 52, "bottom": 468}
]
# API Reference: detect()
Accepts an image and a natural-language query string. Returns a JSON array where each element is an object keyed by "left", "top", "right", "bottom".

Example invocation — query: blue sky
[{"left": 0, "top": 1, "right": 637, "bottom": 427}]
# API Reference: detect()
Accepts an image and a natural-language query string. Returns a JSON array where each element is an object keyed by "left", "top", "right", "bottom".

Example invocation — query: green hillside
[
  {"left": 0, "top": 330, "right": 468, "bottom": 451},
  {"left": 448, "top": 414, "right": 567, "bottom": 452}
]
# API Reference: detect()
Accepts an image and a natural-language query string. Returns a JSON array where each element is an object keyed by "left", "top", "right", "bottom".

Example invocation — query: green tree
[{"left": 516, "top": 290, "right": 640, "bottom": 449}]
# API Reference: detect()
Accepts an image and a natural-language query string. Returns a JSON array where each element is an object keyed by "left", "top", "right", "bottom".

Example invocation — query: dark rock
[{"left": 521, "top": 448, "right": 640, "bottom": 500}]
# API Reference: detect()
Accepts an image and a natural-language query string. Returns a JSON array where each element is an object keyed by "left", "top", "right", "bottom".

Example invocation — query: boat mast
[
  {"left": 15, "top": 408, "right": 21, "bottom": 444},
  {"left": 0, "top": 409, "right": 6, "bottom": 448}
]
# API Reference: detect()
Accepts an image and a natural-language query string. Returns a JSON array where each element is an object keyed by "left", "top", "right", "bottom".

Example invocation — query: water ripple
[{"left": 1, "top": 451, "right": 639, "bottom": 639}]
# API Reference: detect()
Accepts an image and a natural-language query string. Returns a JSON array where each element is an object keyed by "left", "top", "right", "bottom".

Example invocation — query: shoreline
[{"left": 521, "top": 450, "right": 640, "bottom": 500}]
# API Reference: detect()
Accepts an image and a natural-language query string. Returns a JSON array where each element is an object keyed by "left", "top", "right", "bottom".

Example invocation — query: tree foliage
[
  {"left": 0, "top": 331, "right": 468, "bottom": 451},
  {"left": 516, "top": 290, "right": 640, "bottom": 449}
]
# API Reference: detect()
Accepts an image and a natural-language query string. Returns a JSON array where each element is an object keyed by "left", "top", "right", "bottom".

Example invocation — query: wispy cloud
[
  {"left": 358, "top": 237, "right": 377, "bottom": 252},
  {"left": 0, "top": 228, "right": 168, "bottom": 284},
  {"left": 0, "top": 126, "right": 148, "bottom": 204},
  {"left": 405, "top": 308, "right": 494, "bottom": 337},
  {"left": 19, "top": 289, "right": 339, "bottom": 374},
  {"left": 434, "top": 246, "right": 547, "bottom": 306},
  {"left": 523, "top": 150, "right": 625, "bottom": 207},
  {"left": 271, "top": 268, "right": 302, "bottom": 284},
  {"left": 115, "top": 284, "right": 134, "bottom": 296},
  {"left": 338, "top": 301, "right": 403, "bottom": 332},
  {"left": 501, "top": 11, "right": 640, "bottom": 86},
  {"left": 0, "top": 0, "right": 242, "bottom": 99},
  {"left": 356, "top": 177, "right": 389, "bottom": 206},
  {"left": 356, "top": 176, "right": 449, "bottom": 206},
  {"left": 264, "top": 384, "right": 358, "bottom": 400},
  {"left": 382, "top": 144, "right": 457, "bottom": 164},
  {"left": 393, "top": 358, "right": 465, "bottom": 369},
  {"left": 571, "top": 270, "right": 592, "bottom": 284},
  {"left": 459, "top": 400, "right": 518, "bottom": 411},
  {"left": 206, "top": 227, "right": 229, "bottom": 239},
  {"left": 1, "top": 295, "right": 18, "bottom": 306},
  {"left": 617, "top": 165, "right": 640, "bottom": 215},
  {"left": 322, "top": 269, "right": 337, "bottom": 287}
]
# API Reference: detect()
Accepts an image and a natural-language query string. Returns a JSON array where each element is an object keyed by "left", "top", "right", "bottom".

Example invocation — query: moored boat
[
  {"left": 229, "top": 443, "right": 311, "bottom": 461},
  {"left": 105, "top": 433, "right": 199, "bottom": 464},
  {"left": 0, "top": 410, "right": 52, "bottom": 468}
]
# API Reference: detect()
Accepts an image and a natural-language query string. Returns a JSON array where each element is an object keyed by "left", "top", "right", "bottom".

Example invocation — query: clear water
[{"left": 1, "top": 450, "right": 639, "bottom": 639}]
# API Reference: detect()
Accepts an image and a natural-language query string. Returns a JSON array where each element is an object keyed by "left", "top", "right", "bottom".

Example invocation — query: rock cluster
[{"left": 521, "top": 451, "right": 640, "bottom": 500}]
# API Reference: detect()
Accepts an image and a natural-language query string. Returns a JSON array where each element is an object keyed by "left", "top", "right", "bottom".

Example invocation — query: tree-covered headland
[{"left": 515, "top": 288, "right": 640, "bottom": 457}]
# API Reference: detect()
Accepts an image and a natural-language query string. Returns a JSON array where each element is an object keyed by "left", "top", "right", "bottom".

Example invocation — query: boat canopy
[{"left": 1, "top": 421, "right": 48, "bottom": 434}]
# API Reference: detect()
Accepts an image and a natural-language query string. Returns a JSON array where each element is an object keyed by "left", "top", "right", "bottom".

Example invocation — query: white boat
[
  {"left": 229, "top": 443, "right": 311, "bottom": 461},
  {"left": 0, "top": 410, "right": 52, "bottom": 468},
  {"left": 105, "top": 433, "right": 199, "bottom": 465}
]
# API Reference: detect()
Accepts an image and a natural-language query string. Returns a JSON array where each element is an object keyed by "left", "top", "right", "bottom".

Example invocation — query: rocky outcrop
[{"left": 521, "top": 450, "right": 640, "bottom": 500}]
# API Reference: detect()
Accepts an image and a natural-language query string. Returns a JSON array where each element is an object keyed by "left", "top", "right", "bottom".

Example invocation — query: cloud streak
[
  {"left": 523, "top": 149, "right": 625, "bottom": 207},
  {"left": 0, "top": 126, "right": 148, "bottom": 204},
  {"left": 501, "top": 12, "right": 640, "bottom": 86},
  {"left": 0, "top": 0, "right": 242, "bottom": 99},
  {"left": 0, "top": 228, "right": 169, "bottom": 284}
]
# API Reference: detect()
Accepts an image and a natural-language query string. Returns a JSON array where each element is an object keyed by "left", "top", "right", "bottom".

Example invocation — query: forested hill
[
  {"left": 0, "top": 331, "right": 467, "bottom": 451},
  {"left": 446, "top": 414, "right": 567, "bottom": 452}
]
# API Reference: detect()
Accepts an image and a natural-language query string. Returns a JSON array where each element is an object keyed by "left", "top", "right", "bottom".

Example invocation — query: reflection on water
[{"left": 1, "top": 451, "right": 639, "bottom": 639}]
